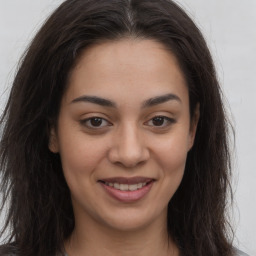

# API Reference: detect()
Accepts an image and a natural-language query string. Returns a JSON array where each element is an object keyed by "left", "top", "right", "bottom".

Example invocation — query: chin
[{"left": 97, "top": 207, "right": 167, "bottom": 233}]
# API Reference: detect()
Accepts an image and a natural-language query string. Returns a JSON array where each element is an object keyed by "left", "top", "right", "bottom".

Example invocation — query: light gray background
[{"left": 0, "top": 1, "right": 255, "bottom": 255}]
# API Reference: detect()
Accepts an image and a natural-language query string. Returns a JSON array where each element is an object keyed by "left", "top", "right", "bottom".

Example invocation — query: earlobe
[
  {"left": 188, "top": 103, "right": 200, "bottom": 150},
  {"left": 48, "top": 127, "right": 59, "bottom": 153}
]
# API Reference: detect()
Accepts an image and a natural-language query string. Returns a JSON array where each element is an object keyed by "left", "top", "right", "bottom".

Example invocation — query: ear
[
  {"left": 188, "top": 103, "right": 200, "bottom": 150},
  {"left": 48, "top": 126, "right": 59, "bottom": 153}
]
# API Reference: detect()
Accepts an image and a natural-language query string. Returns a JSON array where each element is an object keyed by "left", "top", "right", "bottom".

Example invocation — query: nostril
[{"left": 107, "top": 133, "right": 150, "bottom": 168}]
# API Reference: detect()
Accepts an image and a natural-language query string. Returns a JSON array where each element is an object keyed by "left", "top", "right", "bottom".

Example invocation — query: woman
[{"left": 0, "top": 0, "right": 248, "bottom": 255}]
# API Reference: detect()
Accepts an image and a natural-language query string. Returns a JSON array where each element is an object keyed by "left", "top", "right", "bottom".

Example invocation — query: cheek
[
  {"left": 57, "top": 129, "right": 108, "bottom": 182},
  {"left": 159, "top": 143, "right": 187, "bottom": 190},
  {"left": 58, "top": 137, "right": 108, "bottom": 207},
  {"left": 151, "top": 130, "right": 190, "bottom": 173},
  {"left": 158, "top": 140, "right": 188, "bottom": 200},
  {"left": 147, "top": 134, "right": 188, "bottom": 212}
]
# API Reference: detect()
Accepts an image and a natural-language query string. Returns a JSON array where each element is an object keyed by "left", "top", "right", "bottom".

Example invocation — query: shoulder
[
  {"left": 234, "top": 248, "right": 250, "bottom": 256},
  {"left": 0, "top": 244, "right": 18, "bottom": 256}
]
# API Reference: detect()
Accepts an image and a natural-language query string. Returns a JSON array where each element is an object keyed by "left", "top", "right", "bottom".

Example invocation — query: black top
[{"left": 0, "top": 245, "right": 250, "bottom": 256}]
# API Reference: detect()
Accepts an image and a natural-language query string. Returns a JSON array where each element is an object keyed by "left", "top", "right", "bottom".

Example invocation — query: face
[{"left": 49, "top": 39, "right": 198, "bottom": 232}]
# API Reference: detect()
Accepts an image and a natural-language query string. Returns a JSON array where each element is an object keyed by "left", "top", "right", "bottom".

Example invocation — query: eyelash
[
  {"left": 145, "top": 116, "right": 176, "bottom": 128},
  {"left": 80, "top": 117, "right": 112, "bottom": 129},
  {"left": 80, "top": 115, "right": 176, "bottom": 130}
]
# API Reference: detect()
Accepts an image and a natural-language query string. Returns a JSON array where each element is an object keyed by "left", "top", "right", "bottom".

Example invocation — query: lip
[
  {"left": 98, "top": 177, "right": 155, "bottom": 203},
  {"left": 99, "top": 176, "right": 153, "bottom": 184}
]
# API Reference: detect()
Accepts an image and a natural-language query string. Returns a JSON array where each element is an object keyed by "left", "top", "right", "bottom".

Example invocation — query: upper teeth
[{"left": 105, "top": 182, "right": 147, "bottom": 191}]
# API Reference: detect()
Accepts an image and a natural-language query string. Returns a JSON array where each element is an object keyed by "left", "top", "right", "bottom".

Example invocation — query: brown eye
[
  {"left": 90, "top": 117, "right": 103, "bottom": 127},
  {"left": 146, "top": 116, "right": 175, "bottom": 128},
  {"left": 152, "top": 117, "right": 165, "bottom": 126},
  {"left": 80, "top": 117, "right": 111, "bottom": 129}
]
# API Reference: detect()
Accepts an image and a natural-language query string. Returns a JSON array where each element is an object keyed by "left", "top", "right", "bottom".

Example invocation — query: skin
[{"left": 49, "top": 39, "right": 199, "bottom": 256}]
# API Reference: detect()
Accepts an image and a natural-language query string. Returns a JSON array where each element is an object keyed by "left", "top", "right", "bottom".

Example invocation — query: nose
[{"left": 108, "top": 123, "right": 150, "bottom": 168}]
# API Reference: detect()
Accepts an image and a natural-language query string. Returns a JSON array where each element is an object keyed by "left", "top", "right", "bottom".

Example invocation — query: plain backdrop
[{"left": 0, "top": 1, "right": 255, "bottom": 255}]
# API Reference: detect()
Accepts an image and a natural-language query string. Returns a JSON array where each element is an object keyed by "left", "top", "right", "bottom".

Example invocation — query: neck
[{"left": 65, "top": 210, "right": 179, "bottom": 256}]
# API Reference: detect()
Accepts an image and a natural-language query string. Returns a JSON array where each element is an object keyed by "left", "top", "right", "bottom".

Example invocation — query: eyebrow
[
  {"left": 71, "top": 93, "right": 181, "bottom": 108},
  {"left": 142, "top": 93, "right": 181, "bottom": 108},
  {"left": 71, "top": 95, "right": 116, "bottom": 107}
]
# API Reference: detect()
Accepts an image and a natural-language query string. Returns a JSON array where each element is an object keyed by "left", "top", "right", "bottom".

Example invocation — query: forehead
[{"left": 65, "top": 39, "right": 188, "bottom": 106}]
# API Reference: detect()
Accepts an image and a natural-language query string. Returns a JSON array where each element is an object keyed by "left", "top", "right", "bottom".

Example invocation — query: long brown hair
[{"left": 1, "top": 0, "right": 234, "bottom": 255}]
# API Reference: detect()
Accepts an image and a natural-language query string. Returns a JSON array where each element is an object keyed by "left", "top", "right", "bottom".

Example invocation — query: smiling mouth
[
  {"left": 99, "top": 181, "right": 151, "bottom": 191},
  {"left": 98, "top": 177, "right": 155, "bottom": 202}
]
